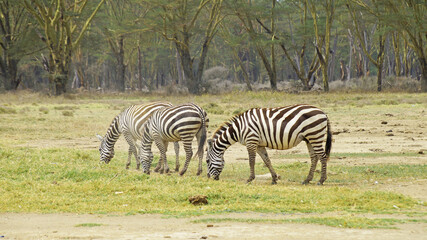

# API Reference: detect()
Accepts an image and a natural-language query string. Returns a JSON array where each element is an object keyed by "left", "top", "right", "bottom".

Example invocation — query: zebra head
[
  {"left": 206, "top": 139, "right": 224, "bottom": 180},
  {"left": 97, "top": 134, "right": 115, "bottom": 164},
  {"left": 138, "top": 147, "right": 153, "bottom": 174}
]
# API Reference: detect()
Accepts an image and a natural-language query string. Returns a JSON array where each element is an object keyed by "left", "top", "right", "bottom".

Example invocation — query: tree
[
  {"left": 347, "top": 2, "right": 386, "bottom": 91},
  {"left": 0, "top": 0, "right": 32, "bottom": 90},
  {"left": 256, "top": 0, "right": 321, "bottom": 90},
  {"left": 351, "top": 0, "right": 427, "bottom": 92},
  {"left": 23, "top": 0, "right": 106, "bottom": 95},
  {"left": 233, "top": 0, "right": 278, "bottom": 90},
  {"left": 146, "top": 0, "right": 224, "bottom": 94},
  {"left": 307, "top": 0, "right": 335, "bottom": 92}
]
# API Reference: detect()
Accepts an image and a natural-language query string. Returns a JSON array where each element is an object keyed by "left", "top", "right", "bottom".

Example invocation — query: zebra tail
[
  {"left": 193, "top": 107, "right": 207, "bottom": 160},
  {"left": 325, "top": 118, "right": 332, "bottom": 161}
]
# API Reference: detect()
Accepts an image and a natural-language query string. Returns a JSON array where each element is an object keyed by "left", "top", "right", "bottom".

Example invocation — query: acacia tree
[
  {"left": 256, "top": 0, "right": 321, "bottom": 90},
  {"left": 347, "top": 2, "right": 386, "bottom": 91},
  {"left": 307, "top": 0, "right": 335, "bottom": 92},
  {"left": 23, "top": 0, "right": 106, "bottom": 95},
  {"left": 146, "top": 0, "right": 224, "bottom": 94},
  {"left": 351, "top": 0, "right": 427, "bottom": 92},
  {"left": 0, "top": 0, "right": 32, "bottom": 90},
  {"left": 232, "top": 0, "right": 278, "bottom": 90}
]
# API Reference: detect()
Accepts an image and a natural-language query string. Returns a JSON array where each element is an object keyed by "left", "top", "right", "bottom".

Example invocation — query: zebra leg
[
  {"left": 256, "top": 147, "right": 278, "bottom": 185},
  {"left": 318, "top": 153, "right": 328, "bottom": 185},
  {"left": 153, "top": 136, "right": 168, "bottom": 174},
  {"left": 163, "top": 141, "right": 170, "bottom": 173},
  {"left": 246, "top": 144, "right": 257, "bottom": 183},
  {"left": 195, "top": 132, "right": 203, "bottom": 176},
  {"left": 179, "top": 141, "right": 193, "bottom": 176},
  {"left": 174, "top": 142, "right": 180, "bottom": 172},
  {"left": 302, "top": 142, "right": 318, "bottom": 185},
  {"left": 123, "top": 133, "right": 137, "bottom": 170}
]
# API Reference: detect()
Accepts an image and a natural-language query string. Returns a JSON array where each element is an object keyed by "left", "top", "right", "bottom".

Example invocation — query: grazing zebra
[
  {"left": 206, "top": 104, "right": 332, "bottom": 185},
  {"left": 138, "top": 103, "right": 208, "bottom": 176},
  {"left": 97, "top": 102, "right": 180, "bottom": 170}
]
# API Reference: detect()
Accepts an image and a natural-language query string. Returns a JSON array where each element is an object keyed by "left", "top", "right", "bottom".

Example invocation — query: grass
[
  {"left": 74, "top": 223, "right": 104, "bottom": 227},
  {"left": 193, "top": 217, "right": 427, "bottom": 229},
  {"left": 0, "top": 90, "right": 426, "bottom": 229}
]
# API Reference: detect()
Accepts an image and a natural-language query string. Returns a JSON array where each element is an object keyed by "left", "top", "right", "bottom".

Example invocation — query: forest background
[{"left": 0, "top": 0, "right": 426, "bottom": 95}]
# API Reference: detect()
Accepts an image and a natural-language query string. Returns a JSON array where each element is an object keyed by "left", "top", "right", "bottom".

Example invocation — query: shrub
[
  {"left": 62, "top": 110, "right": 74, "bottom": 117},
  {"left": 38, "top": 107, "right": 49, "bottom": 114}
]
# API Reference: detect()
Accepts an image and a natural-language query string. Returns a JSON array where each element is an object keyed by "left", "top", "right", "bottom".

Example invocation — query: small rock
[
  {"left": 201, "top": 236, "right": 208, "bottom": 239},
  {"left": 386, "top": 133, "right": 394, "bottom": 136},
  {"left": 381, "top": 121, "right": 388, "bottom": 124},
  {"left": 164, "top": 236, "right": 171, "bottom": 238},
  {"left": 207, "top": 224, "right": 214, "bottom": 227},
  {"left": 418, "top": 150, "right": 424, "bottom": 154}
]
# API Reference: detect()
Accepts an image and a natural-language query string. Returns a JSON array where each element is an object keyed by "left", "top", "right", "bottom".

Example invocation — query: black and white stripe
[
  {"left": 139, "top": 103, "right": 208, "bottom": 176},
  {"left": 206, "top": 104, "right": 332, "bottom": 185},
  {"left": 97, "top": 102, "right": 179, "bottom": 170}
]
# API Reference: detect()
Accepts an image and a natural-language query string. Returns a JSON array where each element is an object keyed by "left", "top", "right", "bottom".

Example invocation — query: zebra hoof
[
  {"left": 317, "top": 182, "right": 324, "bottom": 186},
  {"left": 271, "top": 181, "right": 277, "bottom": 185},
  {"left": 302, "top": 180, "right": 310, "bottom": 185}
]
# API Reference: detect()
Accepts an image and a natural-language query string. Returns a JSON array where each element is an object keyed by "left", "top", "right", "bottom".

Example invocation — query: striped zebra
[
  {"left": 138, "top": 103, "right": 208, "bottom": 176},
  {"left": 206, "top": 104, "right": 332, "bottom": 185},
  {"left": 96, "top": 102, "right": 180, "bottom": 170}
]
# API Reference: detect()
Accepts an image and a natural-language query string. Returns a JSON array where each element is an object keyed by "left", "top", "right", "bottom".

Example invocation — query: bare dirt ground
[
  {"left": 4, "top": 105, "right": 427, "bottom": 240},
  {"left": 1, "top": 212, "right": 426, "bottom": 240}
]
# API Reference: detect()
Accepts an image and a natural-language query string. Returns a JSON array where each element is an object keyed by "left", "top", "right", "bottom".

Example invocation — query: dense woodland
[{"left": 0, "top": 0, "right": 426, "bottom": 95}]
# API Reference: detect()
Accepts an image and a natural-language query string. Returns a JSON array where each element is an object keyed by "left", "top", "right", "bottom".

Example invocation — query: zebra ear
[{"left": 96, "top": 134, "right": 103, "bottom": 141}]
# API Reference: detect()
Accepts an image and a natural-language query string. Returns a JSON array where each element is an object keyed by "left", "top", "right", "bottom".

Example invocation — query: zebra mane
[
  {"left": 211, "top": 111, "right": 245, "bottom": 139},
  {"left": 104, "top": 115, "right": 121, "bottom": 139}
]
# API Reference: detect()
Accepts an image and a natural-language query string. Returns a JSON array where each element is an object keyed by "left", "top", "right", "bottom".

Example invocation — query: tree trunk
[
  {"left": 3, "top": 58, "right": 20, "bottom": 90},
  {"left": 347, "top": 29, "right": 353, "bottom": 81},
  {"left": 177, "top": 44, "right": 197, "bottom": 94},
  {"left": 376, "top": 35, "right": 385, "bottom": 92},
  {"left": 233, "top": 48, "right": 252, "bottom": 91},
  {"left": 420, "top": 56, "right": 427, "bottom": 92},
  {"left": 377, "top": 63, "right": 382, "bottom": 92},
  {"left": 116, "top": 36, "right": 126, "bottom": 91},
  {"left": 176, "top": 48, "right": 184, "bottom": 85}
]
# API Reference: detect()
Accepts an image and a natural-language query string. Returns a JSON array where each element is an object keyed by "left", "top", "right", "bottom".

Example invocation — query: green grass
[
  {"left": 74, "top": 223, "right": 104, "bottom": 227},
  {"left": 0, "top": 147, "right": 423, "bottom": 216},
  {"left": 193, "top": 217, "right": 427, "bottom": 229},
  {"left": 0, "top": 91, "right": 426, "bottom": 229}
]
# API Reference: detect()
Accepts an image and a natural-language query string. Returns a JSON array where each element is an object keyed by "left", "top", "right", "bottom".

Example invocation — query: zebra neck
[
  {"left": 213, "top": 125, "right": 237, "bottom": 154},
  {"left": 104, "top": 116, "right": 122, "bottom": 147}
]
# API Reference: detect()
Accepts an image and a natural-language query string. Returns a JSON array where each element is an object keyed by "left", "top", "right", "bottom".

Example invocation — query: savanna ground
[{"left": 0, "top": 90, "right": 426, "bottom": 239}]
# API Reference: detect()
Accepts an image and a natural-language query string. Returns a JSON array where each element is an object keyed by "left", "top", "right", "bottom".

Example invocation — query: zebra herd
[{"left": 98, "top": 102, "right": 332, "bottom": 185}]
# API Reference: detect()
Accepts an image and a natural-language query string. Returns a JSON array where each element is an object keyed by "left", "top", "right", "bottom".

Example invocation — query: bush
[
  {"left": 202, "top": 66, "right": 229, "bottom": 81},
  {"left": 38, "top": 107, "right": 49, "bottom": 114},
  {"left": 0, "top": 106, "right": 17, "bottom": 114},
  {"left": 62, "top": 110, "right": 74, "bottom": 117}
]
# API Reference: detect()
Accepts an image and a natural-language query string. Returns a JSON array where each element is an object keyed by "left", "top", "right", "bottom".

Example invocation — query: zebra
[
  {"left": 138, "top": 103, "right": 208, "bottom": 176},
  {"left": 206, "top": 104, "right": 332, "bottom": 185},
  {"left": 96, "top": 102, "right": 180, "bottom": 170}
]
